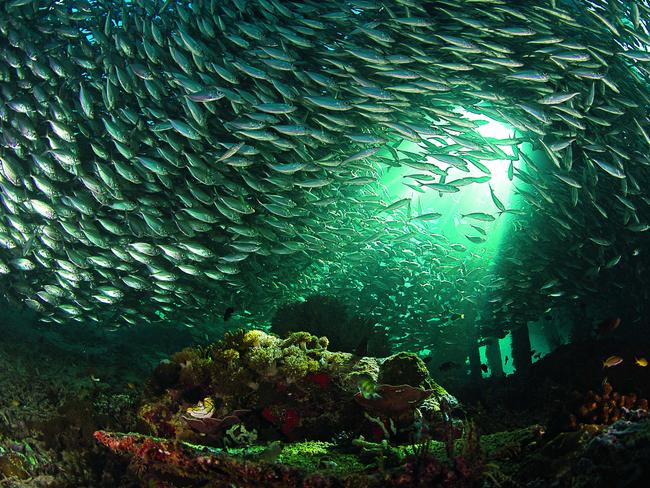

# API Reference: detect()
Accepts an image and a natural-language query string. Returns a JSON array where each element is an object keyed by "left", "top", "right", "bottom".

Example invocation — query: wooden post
[
  {"left": 467, "top": 329, "right": 482, "bottom": 382},
  {"left": 511, "top": 323, "right": 532, "bottom": 374},
  {"left": 485, "top": 338, "right": 504, "bottom": 377}
]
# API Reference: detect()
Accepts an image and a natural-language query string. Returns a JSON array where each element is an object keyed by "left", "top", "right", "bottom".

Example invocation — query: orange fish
[
  {"left": 635, "top": 357, "right": 648, "bottom": 367},
  {"left": 602, "top": 355, "right": 623, "bottom": 368},
  {"left": 597, "top": 317, "right": 621, "bottom": 336}
]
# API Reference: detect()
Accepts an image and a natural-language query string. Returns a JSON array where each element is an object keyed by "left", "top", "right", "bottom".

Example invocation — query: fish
[
  {"left": 602, "top": 356, "right": 624, "bottom": 368},
  {"left": 355, "top": 374, "right": 379, "bottom": 400},
  {"left": 438, "top": 361, "right": 461, "bottom": 372},
  {"left": 596, "top": 317, "right": 621, "bottom": 336},
  {"left": 635, "top": 357, "right": 648, "bottom": 367},
  {"left": 223, "top": 307, "right": 235, "bottom": 322},
  {"left": 0, "top": 0, "right": 644, "bottom": 364},
  {"left": 354, "top": 336, "right": 369, "bottom": 357}
]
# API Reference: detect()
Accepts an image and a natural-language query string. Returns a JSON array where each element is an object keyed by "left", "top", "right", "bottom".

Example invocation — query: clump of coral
[
  {"left": 140, "top": 330, "right": 454, "bottom": 448},
  {"left": 271, "top": 295, "right": 392, "bottom": 357},
  {"left": 568, "top": 381, "right": 649, "bottom": 429}
]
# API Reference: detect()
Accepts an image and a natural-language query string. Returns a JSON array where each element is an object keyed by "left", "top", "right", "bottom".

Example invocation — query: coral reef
[
  {"left": 568, "top": 410, "right": 650, "bottom": 487},
  {"left": 0, "top": 311, "right": 151, "bottom": 487},
  {"left": 271, "top": 295, "right": 392, "bottom": 357},
  {"left": 140, "top": 330, "right": 455, "bottom": 448}
]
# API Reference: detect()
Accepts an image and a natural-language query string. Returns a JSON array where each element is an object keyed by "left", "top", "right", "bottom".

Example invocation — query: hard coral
[
  {"left": 282, "top": 331, "right": 321, "bottom": 350},
  {"left": 243, "top": 329, "right": 276, "bottom": 349},
  {"left": 379, "top": 352, "right": 435, "bottom": 390},
  {"left": 281, "top": 345, "right": 319, "bottom": 380},
  {"left": 247, "top": 343, "right": 282, "bottom": 376},
  {"left": 355, "top": 384, "right": 434, "bottom": 417},
  {"left": 213, "top": 348, "right": 240, "bottom": 368}
]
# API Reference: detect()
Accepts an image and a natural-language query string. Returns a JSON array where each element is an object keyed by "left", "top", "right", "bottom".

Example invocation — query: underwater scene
[{"left": 1, "top": 0, "right": 650, "bottom": 486}]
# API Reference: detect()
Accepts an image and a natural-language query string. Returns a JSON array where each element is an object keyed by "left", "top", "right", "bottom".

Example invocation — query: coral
[
  {"left": 0, "top": 452, "right": 29, "bottom": 480},
  {"left": 393, "top": 435, "right": 484, "bottom": 488},
  {"left": 281, "top": 345, "right": 320, "bottom": 380},
  {"left": 354, "top": 384, "right": 434, "bottom": 417},
  {"left": 242, "top": 329, "right": 277, "bottom": 349},
  {"left": 95, "top": 429, "right": 486, "bottom": 487},
  {"left": 282, "top": 331, "right": 323, "bottom": 350},
  {"left": 139, "top": 329, "right": 459, "bottom": 449},
  {"left": 262, "top": 406, "right": 302, "bottom": 438},
  {"left": 271, "top": 295, "right": 391, "bottom": 356},
  {"left": 277, "top": 441, "right": 364, "bottom": 475},
  {"left": 352, "top": 437, "right": 403, "bottom": 469},
  {"left": 553, "top": 411, "right": 650, "bottom": 487},
  {"left": 213, "top": 348, "right": 240, "bottom": 368},
  {"left": 341, "top": 357, "right": 381, "bottom": 391},
  {"left": 247, "top": 342, "right": 283, "bottom": 376},
  {"left": 568, "top": 381, "right": 649, "bottom": 429},
  {"left": 379, "top": 352, "right": 434, "bottom": 390}
]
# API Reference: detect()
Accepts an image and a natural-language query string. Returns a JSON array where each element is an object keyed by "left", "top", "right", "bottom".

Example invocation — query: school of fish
[{"left": 0, "top": 0, "right": 649, "bottom": 344}]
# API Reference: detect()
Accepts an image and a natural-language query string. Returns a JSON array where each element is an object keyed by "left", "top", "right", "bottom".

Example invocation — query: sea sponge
[{"left": 379, "top": 352, "right": 434, "bottom": 390}]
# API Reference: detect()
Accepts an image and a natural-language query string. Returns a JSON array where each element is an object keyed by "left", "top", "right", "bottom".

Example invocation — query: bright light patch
[
  {"left": 377, "top": 107, "right": 521, "bottom": 253},
  {"left": 479, "top": 345, "right": 489, "bottom": 378},
  {"left": 500, "top": 332, "right": 515, "bottom": 376}
]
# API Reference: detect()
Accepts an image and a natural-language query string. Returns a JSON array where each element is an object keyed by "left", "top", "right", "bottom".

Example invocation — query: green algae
[
  {"left": 379, "top": 352, "right": 435, "bottom": 390},
  {"left": 277, "top": 441, "right": 366, "bottom": 475}
]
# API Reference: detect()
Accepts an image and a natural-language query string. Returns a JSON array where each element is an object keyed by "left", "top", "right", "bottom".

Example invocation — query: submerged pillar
[
  {"left": 570, "top": 302, "right": 591, "bottom": 342},
  {"left": 467, "top": 330, "right": 482, "bottom": 383},
  {"left": 485, "top": 338, "right": 504, "bottom": 377},
  {"left": 511, "top": 323, "right": 532, "bottom": 375},
  {"left": 541, "top": 318, "right": 562, "bottom": 350}
]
